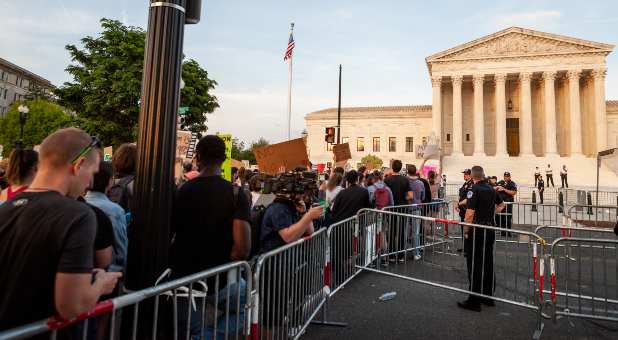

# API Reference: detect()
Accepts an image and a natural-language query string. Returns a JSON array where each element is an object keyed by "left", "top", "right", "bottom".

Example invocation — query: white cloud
[{"left": 493, "top": 10, "right": 562, "bottom": 29}]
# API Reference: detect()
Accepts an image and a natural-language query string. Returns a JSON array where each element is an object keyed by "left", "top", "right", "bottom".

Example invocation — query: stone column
[
  {"left": 472, "top": 74, "right": 485, "bottom": 156},
  {"left": 519, "top": 72, "right": 533, "bottom": 156},
  {"left": 431, "top": 75, "right": 442, "bottom": 141},
  {"left": 567, "top": 70, "right": 583, "bottom": 155},
  {"left": 451, "top": 75, "right": 463, "bottom": 155},
  {"left": 592, "top": 68, "right": 608, "bottom": 151},
  {"left": 543, "top": 71, "right": 558, "bottom": 156},
  {"left": 494, "top": 73, "right": 507, "bottom": 157}
]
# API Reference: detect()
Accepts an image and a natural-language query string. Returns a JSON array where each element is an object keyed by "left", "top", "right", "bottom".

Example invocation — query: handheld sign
[
  {"left": 333, "top": 143, "right": 351, "bottom": 162},
  {"left": 254, "top": 138, "right": 310, "bottom": 175},
  {"left": 218, "top": 134, "right": 233, "bottom": 181}
]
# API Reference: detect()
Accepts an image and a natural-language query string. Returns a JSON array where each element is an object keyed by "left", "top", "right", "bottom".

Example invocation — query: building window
[
  {"left": 405, "top": 137, "right": 413, "bottom": 152},
  {"left": 446, "top": 134, "right": 451, "bottom": 142},
  {"left": 466, "top": 134, "right": 470, "bottom": 142},
  {"left": 357, "top": 137, "right": 365, "bottom": 152},
  {"left": 389, "top": 137, "right": 396, "bottom": 152},
  {"left": 326, "top": 142, "right": 334, "bottom": 151},
  {"left": 342, "top": 137, "right": 349, "bottom": 144},
  {"left": 372, "top": 137, "right": 380, "bottom": 152}
]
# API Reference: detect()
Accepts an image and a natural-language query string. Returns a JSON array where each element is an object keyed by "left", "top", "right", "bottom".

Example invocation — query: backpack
[
  {"left": 107, "top": 175, "right": 134, "bottom": 212},
  {"left": 420, "top": 178, "right": 432, "bottom": 204},
  {"left": 374, "top": 187, "right": 390, "bottom": 210},
  {"left": 249, "top": 205, "right": 268, "bottom": 258}
]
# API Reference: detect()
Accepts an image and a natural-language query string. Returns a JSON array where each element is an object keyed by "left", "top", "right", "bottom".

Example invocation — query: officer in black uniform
[
  {"left": 496, "top": 171, "right": 517, "bottom": 235},
  {"left": 456, "top": 169, "right": 473, "bottom": 252},
  {"left": 458, "top": 166, "right": 505, "bottom": 312}
]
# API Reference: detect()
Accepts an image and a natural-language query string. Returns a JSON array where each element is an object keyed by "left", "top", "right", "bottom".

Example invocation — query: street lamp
[{"left": 17, "top": 105, "right": 29, "bottom": 142}]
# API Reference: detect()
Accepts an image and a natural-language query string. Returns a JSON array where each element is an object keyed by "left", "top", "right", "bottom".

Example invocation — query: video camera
[{"left": 262, "top": 171, "right": 319, "bottom": 196}]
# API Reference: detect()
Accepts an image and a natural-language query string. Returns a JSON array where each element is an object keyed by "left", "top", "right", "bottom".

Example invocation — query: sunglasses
[{"left": 71, "top": 136, "right": 101, "bottom": 165}]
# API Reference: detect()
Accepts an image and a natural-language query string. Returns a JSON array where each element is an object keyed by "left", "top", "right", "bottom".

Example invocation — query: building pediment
[{"left": 426, "top": 27, "right": 613, "bottom": 64}]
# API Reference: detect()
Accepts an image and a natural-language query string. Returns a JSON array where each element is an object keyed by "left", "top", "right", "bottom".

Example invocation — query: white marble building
[{"left": 305, "top": 27, "right": 618, "bottom": 186}]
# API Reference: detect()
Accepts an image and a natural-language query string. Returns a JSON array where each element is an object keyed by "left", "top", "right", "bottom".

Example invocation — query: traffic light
[{"left": 325, "top": 127, "right": 335, "bottom": 143}]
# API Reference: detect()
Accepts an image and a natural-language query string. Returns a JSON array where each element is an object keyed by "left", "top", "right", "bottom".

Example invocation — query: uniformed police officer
[
  {"left": 455, "top": 169, "right": 473, "bottom": 252},
  {"left": 496, "top": 171, "right": 517, "bottom": 235},
  {"left": 457, "top": 166, "right": 505, "bottom": 312}
]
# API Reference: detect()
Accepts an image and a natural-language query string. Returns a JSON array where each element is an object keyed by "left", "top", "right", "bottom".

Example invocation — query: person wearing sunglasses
[{"left": 0, "top": 127, "right": 121, "bottom": 330}]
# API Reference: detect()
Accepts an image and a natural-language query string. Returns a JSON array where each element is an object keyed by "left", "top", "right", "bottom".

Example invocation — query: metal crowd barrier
[
  {"left": 566, "top": 204, "right": 618, "bottom": 229},
  {"left": 354, "top": 208, "right": 547, "bottom": 338},
  {"left": 547, "top": 237, "right": 618, "bottom": 323},
  {"left": 496, "top": 202, "right": 561, "bottom": 231},
  {"left": 251, "top": 228, "right": 328, "bottom": 340},
  {"left": 326, "top": 215, "right": 362, "bottom": 297},
  {"left": 0, "top": 261, "right": 252, "bottom": 340},
  {"left": 535, "top": 218, "right": 616, "bottom": 244}
]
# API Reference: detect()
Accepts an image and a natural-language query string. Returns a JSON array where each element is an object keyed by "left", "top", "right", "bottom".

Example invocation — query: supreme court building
[{"left": 305, "top": 27, "right": 618, "bottom": 186}]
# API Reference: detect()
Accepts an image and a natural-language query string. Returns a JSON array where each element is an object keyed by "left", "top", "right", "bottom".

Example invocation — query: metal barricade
[
  {"left": 444, "top": 183, "right": 460, "bottom": 199},
  {"left": 0, "top": 261, "right": 253, "bottom": 340},
  {"left": 535, "top": 220, "right": 616, "bottom": 244},
  {"left": 496, "top": 202, "right": 561, "bottom": 231},
  {"left": 354, "top": 208, "right": 547, "bottom": 339},
  {"left": 548, "top": 237, "right": 618, "bottom": 323},
  {"left": 590, "top": 191, "right": 618, "bottom": 206},
  {"left": 566, "top": 204, "right": 618, "bottom": 229},
  {"left": 326, "top": 215, "right": 363, "bottom": 297},
  {"left": 251, "top": 228, "right": 328, "bottom": 340}
]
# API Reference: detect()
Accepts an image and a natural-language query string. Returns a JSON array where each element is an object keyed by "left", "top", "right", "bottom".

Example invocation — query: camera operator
[{"left": 259, "top": 180, "right": 323, "bottom": 254}]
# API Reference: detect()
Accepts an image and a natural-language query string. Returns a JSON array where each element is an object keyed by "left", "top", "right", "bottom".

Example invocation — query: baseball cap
[
  {"left": 504, "top": 171, "right": 511, "bottom": 176},
  {"left": 462, "top": 169, "right": 471, "bottom": 174}
]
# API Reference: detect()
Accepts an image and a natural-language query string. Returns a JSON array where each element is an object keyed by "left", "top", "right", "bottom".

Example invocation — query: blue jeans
[
  {"left": 409, "top": 208, "right": 422, "bottom": 256},
  {"left": 176, "top": 279, "right": 246, "bottom": 340}
]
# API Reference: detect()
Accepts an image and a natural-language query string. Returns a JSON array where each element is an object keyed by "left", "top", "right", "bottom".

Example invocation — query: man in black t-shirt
[
  {"left": 384, "top": 160, "right": 411, "bottom": 206},
  {"left": 0, "top": 128, "right": 121, "bottom": 331},
  {"left": 331, "top": 170, "right": 371, "bottom": 224},
  {"left": 496, "top": 171, "right": 517, "bottom": 234},
  {"left": 170, "top": 135, "right": 251, "bottom": 339},
  {"left": 458, "top": 166, "right": 505, "bottom": 312}
]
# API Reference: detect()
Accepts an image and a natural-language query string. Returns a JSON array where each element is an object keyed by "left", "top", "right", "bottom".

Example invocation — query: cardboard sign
[
  {"left": 176, "top": 130, "right": 193, "bottom": 159},
  {"left": 103, "top": 146, "right": 113, "bottom": 162},
  {"left": 254, "top": 138, "right": 310, "bottom": 175},
  {"left": 218, "top": 134, "right": 233, "bottom": 181},
  {"left": 333, "top": 143, "right": 351, "bottom": 162}
]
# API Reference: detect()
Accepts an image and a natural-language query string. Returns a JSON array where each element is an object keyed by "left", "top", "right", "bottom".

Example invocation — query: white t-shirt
[{"left": 325, "top": 186, "right": 343, "bottom": 206}]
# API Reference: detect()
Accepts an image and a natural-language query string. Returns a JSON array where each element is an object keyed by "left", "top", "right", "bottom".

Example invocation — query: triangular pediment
[{"left": 426, "top": 27, "right": 614, "bottom": 63}]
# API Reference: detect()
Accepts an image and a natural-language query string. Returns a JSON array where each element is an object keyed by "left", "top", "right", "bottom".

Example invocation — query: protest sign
[
  {"left": 333, "top": 143, "right": 351, "bottom": 162},
  {"left": 254, "top": 138, "right": 310, "bottom": 175}
]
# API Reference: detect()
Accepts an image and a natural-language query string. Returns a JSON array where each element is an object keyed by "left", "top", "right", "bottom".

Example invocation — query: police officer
[
  {"left": 496, "top": 171, "right": 517, "bottom": 235},
  {"left": 458, "top": 166, "right": 505, "bottom": 312},
  {"left": 455, "top": 169, "right": 473, "bottom": 252}
]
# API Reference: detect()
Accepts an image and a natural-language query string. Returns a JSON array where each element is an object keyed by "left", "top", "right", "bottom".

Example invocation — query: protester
[
  {"left": 0, "top": 159, "right": 9, "bottom": 191},
  {"left": 0, "top": 148, "right": 38, "bottom": 202},
  {"left": 170, "top": 135, "right": 251, "bottom": 339},
  {"left": 178, "top": 160, "right": 199, "bottom": 186},
  {"left": 325, "top": 173, "right": 343, "bottom": 207},
  {"left": 458, "top": 166, "right": 505, "bottom": 312},
  {"left": 384, "top": 160, "right": 411, "bottom": 206},
  {"left": 406, "top": 165, "right": 425, "bottom": 261},
  {"left": 0, "top": 128, "right": 121, "bottom": 330},
  {"left": 330, "top": 170, "right": 371, "bottom": 224},
  {"left": 248, "top": 174, "right": 263, "bottom": 207},
  {"left": 367, "top": 172, "right": 394, "bottom": 209},
  {"left": 427, "top": 170, "right": 439, "bottom": 199},
  {"left": 85, "top": 161, "right": 128, "bottom": 273},
  {"left": 109, "top": 143, "right": 136, "bottom": 212},
  {"left": 357, "top": 165, "right": 367, "bottom": 187}
]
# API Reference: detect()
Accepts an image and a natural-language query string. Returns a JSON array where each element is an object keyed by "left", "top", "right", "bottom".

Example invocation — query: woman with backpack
[{"left": 367, "top": 172, "right": 394, "bottom": 210}]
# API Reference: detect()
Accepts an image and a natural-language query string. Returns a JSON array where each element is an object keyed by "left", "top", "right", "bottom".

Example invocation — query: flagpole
[{"left": 287, "top": 22, "right": 294, "bottom": 140}]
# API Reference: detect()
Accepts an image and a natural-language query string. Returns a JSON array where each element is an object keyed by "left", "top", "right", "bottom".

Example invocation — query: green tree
[
  {"left": 231, "top": 138, "right": 245, "bottom": 160},
  {"left": 0, "top": 99, "right": 73, "bottom": 156},
  {"left": 55, "top": 18, "right": 218, "bottom": 147},
  {"left": 179, "top": 59, "right": 219, "bottom": 135},
  {"left": 361, "top": 154, "right": 383, "bottom": 170}
]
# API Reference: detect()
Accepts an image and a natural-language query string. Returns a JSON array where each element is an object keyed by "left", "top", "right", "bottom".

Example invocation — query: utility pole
[{"left": 337, "top": 64, "right": 342, "bottom": 144}]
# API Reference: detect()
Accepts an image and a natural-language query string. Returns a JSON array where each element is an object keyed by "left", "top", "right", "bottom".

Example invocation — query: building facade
[
  {"left": 305, "top": 27, "right": 618, "bottom": 186},
  {"left": 0, "top": 57, "right": 54, "bottom": 117}
]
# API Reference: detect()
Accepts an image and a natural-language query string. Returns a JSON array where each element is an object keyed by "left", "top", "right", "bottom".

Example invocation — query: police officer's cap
[
  {"left": 462, "top": 169, "right": 471, "bottom": 175},
  {"left": 504, "top": 171, "right": 511, "bottom": 177}
]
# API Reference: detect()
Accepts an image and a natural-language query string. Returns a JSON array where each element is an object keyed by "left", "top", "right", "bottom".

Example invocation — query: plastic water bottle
[{"left": 379, "top": 292, "right": 397, "bottom": 301}]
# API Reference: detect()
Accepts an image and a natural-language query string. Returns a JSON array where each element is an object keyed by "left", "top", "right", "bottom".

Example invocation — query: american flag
[{"left": 284, "top": 31, "right": 295, "bottom": 61}]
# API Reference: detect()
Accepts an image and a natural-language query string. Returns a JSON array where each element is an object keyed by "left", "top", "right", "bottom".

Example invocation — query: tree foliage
[
  {"left": 361, "top": 154, "right": 383, "bottom": 170},
  {"left": 230, "top": 137, "right": 270, "bottom": 164},
  {"left": 55, "top": 18, "right": 218, "bottom": 147},
  {"left": 0, "top": 99, "right": 73, "bottom": 156}
]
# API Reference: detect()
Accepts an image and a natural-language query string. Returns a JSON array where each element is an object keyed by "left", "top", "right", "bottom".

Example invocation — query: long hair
[
  {"left": 327, "top": 173, "right": 342, "bottom": 191},
  {"left": 7, "top": 149, "right": 38, "bottom": 185},
  {"left": 428, "top": 170, "right": 437, "bottom": 185}
]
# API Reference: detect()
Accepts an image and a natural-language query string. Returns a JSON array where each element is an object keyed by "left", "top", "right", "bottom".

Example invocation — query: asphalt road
[{"left": 303, "top": 270, "right": 618, "bottom": 340}]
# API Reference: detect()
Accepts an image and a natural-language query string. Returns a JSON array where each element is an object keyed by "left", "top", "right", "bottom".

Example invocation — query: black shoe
[
  {"left": 456, "top": 248, "right": 463, "bottom": 253},
  {"left": 480, "top": 298, "right": 495, "bottom": 307},
  {"left": 457, "top": 300, "right": 481, "bottom": 312}
]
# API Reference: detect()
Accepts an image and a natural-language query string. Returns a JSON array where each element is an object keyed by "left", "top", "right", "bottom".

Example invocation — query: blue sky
[{"left": 1, "top": 0, "right": 617, "bottom": 144}]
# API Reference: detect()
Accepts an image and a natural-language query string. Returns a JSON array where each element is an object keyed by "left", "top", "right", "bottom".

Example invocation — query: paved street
[{"left": 304, "top": 270, "right": 618, "bottom": 340}]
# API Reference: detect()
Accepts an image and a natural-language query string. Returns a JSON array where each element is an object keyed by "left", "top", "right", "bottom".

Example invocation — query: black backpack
[
  {"left": 249, "top": 205, "right": 268, "bottom": 258},
  {"left": 107, "top": 175, "right": 134, "bottom": 212}
]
